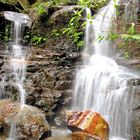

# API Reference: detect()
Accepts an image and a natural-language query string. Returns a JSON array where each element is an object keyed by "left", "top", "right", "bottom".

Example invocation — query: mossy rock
[{"left": 0, "top": 0, "right": 32, "bottom": 11}]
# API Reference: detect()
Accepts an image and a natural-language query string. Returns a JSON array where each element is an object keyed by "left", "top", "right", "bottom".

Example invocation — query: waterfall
[
  {"left": 83, "top": 0, "right": 119, "bottom": 58},
  {"left": 4, "top": 11, "right": 31, "bottom": 140},
  {"left": 72, "top": 0, "right": 139, "bottom": 139},
  {"left": 4, "top": 11, "right": 31, "bottom": 105}
]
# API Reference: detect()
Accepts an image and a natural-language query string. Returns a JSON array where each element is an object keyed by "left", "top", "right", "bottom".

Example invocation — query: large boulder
[
  {"left": 66, "top": 110, "right": 109, "bottom": 140},
  {"left": 0, "top": 99, "right": 51, "bottom": 140}
]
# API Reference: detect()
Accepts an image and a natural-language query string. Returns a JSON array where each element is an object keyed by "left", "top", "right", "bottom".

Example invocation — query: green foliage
[
  {"left": 91, "top": 0, "right": 108, "bottom": 11},
  {"left": 48, "top": 0, "right": 70, "bottom": 6},
  {"left": 0, "top": 0, "right": 17, "bottom": 4},
  {"left": 32, "top": 2, "right": 49, "bottom": 15},
  {"left": 62, "top": 0, "right": 108, "bottom": 48},
  {"left": 106, "top": 32, "right": 119, "bottom": 41},
  {"left": 121, "top": 34, "right": 140, "bottom": 42},
  {"left": 124, "top": 51, "right": 129, "bottom": 59},
  {"left": 62, "top": 7, "right": 85, "bottom": 48},
  {"left": 62, "top": 0, "right": 91, "bottom": 48},
  {"left": 31, "top": 35, "right": 47, "bottom": 45},
  {"left": 96, "top": 34, "right": 105, "bottom": 42},
  {"left": 78, "top": 0, "right": 93, "bottom": 8},
  {"left": 121, "top": 23, "right": 140, "bottom": 42},
  {"left": 128, "top": 23, "right": 135, "bottom": 34},
  {"left": 24, "top": 33, "right": 47, "bottom": 45},
  {"left": 4, "top": 25, "right": 10, "bottom": 41},
  {"left": 96, "top": 32, "right": 119, "bottom": 43},
  {"left": 0, "top": 0, "right": 30, "bottom": 11},
  {"left": 0, "top": 24, "right": 11, "bottom": 42},
  {"left": 51, "top": 29, "right": 61, "bottom": 37}
]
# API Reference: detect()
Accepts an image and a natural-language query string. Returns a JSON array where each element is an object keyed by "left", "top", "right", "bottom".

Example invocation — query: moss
[
  {"left": 0, "top": 0, "right": 17, "bottom": 5},
  {"left": 18, "top": 0, "right": 30, "bottom": 11}
]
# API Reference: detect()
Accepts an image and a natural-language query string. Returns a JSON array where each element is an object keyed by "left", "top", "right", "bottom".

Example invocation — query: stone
[
  {"left": 55, "top": 81, "right": 72, "bottom": 91},
  {"left": 0, "top": 60, "right": 4, "bottom": 67},
  {"left": 133, "top": 109, "right": 140, "bottom": 140},
  {"left": 66, "top": 110, "right": 109, "bottom": 140},
  {"left": 47, "top": 6, "right": 80, "bottom": 26},
  {"left": 117, "top": 57, "right": 140, "bottom": 70},
  {"left": 0, "top": 99, "right": 51, "bottom": 140},
  {"left": 26, "top": 64, "right": 39, "bottom": 72},
  {"left": 26, "top": 95, "right": 36, "bottom": 105},
  {"left": 72, "top": 131, "right": 101, "bottom": 140},
  {"left": 0, "top": 0, "right": 30, "bottom": 11},
  {"left": 46, "top": 131, "right": 101, "bottom": 140},
  {"left": 46, "top": 135, "right": 71, "bottom": 140}
]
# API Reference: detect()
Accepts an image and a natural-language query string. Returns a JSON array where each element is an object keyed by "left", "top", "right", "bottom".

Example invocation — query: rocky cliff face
[
  {"left": 25, "top": 37, "right": 81, "bottom": 118},
  {"left": 0, "top": 33, "right": 81, "bottom": 119},
  {"left": 0, "top": 3, "right": 82, "bottom": 120}
]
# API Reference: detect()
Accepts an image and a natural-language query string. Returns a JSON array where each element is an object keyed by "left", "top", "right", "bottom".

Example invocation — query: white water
[
  {"left": 4, "top": 11, "right": 31, "bottom": 27},
  {"left": 72, "top": 0, "right": 139, "bottom": 139},
  {"left": 4, "top": 11, "right": 31, "bottom": 105},
  {"left": 9, "top": 22, "right": 26, "bottom": 105},
  {"left": 83, "top": 0, "right": 119, "bottom": 58},
  {"left": 4, "top": 11, "right": 31, "bottom": 140}
]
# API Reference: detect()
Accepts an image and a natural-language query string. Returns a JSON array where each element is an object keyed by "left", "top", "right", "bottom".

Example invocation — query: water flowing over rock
[
  {"left": 4, "top": 11, "right": 31, "bottom": 27},
  {"left": 72, "top": 0, "right": 140, "bottom": 139},
  {"left": 4, "top": 11, "right": 32, "bottom": 105},
  {"left": 0, "top": 0, "right": 140, "bottom": 139},
  {"left": 0, "top": 99, "right": 51, "bottom": 140}
]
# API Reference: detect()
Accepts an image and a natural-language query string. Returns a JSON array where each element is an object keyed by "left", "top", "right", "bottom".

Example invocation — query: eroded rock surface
[
  {"left": 24, "top": 41, "right": 80, "bottom": 118},
  {"left": 0, "top": 99, "right": 51, "bottom": 140},
  {"left": 66, "top": 110, "right": 109, "bottom": 140}
]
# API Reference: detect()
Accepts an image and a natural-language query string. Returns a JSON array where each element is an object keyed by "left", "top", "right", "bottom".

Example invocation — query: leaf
[
  {"left": 128, "top": 23, "right": 135, "bottom": 34},
  {"left": 69, "top": 17, "right": 77, "bottom": 26},
  {"left": 124, "top": 51, "right": 129, "bottom": 59},
  {"left": 121, "top": 34, "right": 140, "bottom": 41},
  {"left": 97, "top": 34, "right": 105, "bottom": 42}
]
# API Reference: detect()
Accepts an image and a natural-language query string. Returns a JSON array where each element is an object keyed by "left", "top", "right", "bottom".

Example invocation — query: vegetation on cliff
[
  {"left": 0, "top": 0, "right": 139, "bottom": 58},
  {"left": 0, "top": 0, "right": 108, "bottom": 47}
]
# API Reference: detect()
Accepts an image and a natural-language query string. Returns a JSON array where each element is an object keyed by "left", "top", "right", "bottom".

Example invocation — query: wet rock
[
  {"left": 47, "top": 6, "right": 80, "bottom": 26},
  {"left": 117, "top": 57, "right": 140, "bottom": 70},
  {"left": 26, "top": 95, "right": 36, "bottom": 105},
  {"left": 46, "top": 135, "right": 71, "bottom": 140},
  {"left": 133, "top": 85, "right": 140, "bottom": 140},
  {"left": 72, "top": 131, "right": 102, "bottom": 140},
  {"left": 55, "top": 81, "right": 72, "bottom": 91},
  {"left": 66, "top": 110, "right": 109, "bottom": 140},
  {"left": 0, "top": 99, "right": 51, "bottom": 140},
  {"left": 27, "top": 64, "right": 39, "bottom": 72},
  {"left": 128, "top": 78, "right": 140, "bottom": 86},
  {"left": 0, "top": 60, "right": 4, "bottom": 67},
  {"left": 59, "top": 71, "right": 74, "bottom": 81},
  {"left": 2, "top": 83, "right": 18, "bottom": 99},
  {"left": 133, "top": 109, "right": 140, "bottom": 140},
  {"left": 46, "top": 131, "right": 102, "bottom": 140}
]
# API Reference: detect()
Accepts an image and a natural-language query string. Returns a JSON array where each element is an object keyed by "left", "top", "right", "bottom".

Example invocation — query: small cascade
[
  {"left": 4, "top": 11, "right": 31, "bottom": 140},
  {"left": 83, "top": 0, "right": 119, "bottom": 58},
  {"left": 72, "top": 0, "right": 139, "bottom": 139},
  {"left": 4, "top": 11, "right": 31, "bottom": 105}
]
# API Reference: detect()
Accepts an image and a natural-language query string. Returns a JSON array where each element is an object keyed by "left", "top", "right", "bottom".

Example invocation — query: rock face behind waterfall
[
  {"left": 0, "top": 99, "right": 51, "bottom": 140},
  {"left": 66, "top": 111, "right": 109, "bottom": 140}
]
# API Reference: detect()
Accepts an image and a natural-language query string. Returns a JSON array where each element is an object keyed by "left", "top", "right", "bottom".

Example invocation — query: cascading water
[
  {"left": 72, "top": 0, "right": 139, "bottom": 139},
  {"left": 4, "top": 11, "right": 31, "bottom": 105},
  {"left": 4, "top": 11, "right": 31, "bottom": 140},
  {"left": 83, "top": 0, "right": 118, "bottom": 58}
]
